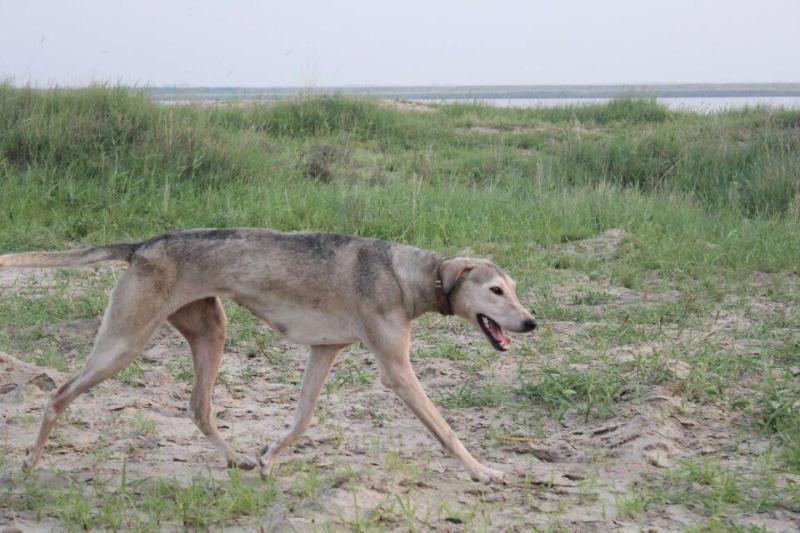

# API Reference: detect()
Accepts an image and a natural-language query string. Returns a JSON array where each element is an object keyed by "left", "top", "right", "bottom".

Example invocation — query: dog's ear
[{"left": 439, "top": 258, "right": 475, "bottom": 294}]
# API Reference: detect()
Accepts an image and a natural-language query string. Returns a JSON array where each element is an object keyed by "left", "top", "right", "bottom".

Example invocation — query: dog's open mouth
[{"left": 477, "top": 313, "right": 511, "bottom": 351}]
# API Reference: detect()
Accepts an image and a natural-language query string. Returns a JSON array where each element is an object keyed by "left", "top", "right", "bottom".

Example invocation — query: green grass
[
  {"left": 0, "top": 84, "right": 798, "bottom": 280},
  {"left": 615, "top": 455, "right": 799, "bottom": 528},
  {"left": 2, "top": 467, "right": 278, "bottom": 531},
  {"left": 517, "top": 364, "right": 626, "bottom": 421},
  {"left": 440, "top": 383, "right": 508, "bottom": 408},
  {"left": 326, "top": 355, "right": 374, "bottom": 392}
]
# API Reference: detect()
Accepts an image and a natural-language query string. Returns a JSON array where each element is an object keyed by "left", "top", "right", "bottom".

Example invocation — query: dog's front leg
[
  {"left": 258, "top": 344, "right": 345, "bottom": 477},
  {"left": 367, "top": 318, "right": 505, "bottom": 484}
]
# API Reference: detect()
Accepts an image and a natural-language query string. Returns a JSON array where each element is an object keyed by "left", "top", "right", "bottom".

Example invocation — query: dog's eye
[{"left": 490, "top": 287, "right": 503, "bottom": 295}]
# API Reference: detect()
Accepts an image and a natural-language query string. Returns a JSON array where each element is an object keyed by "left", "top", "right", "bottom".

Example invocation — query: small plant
[
  {"left": 572, "top": 290, "right": 613, "bottom": 306},
  {"left": 418, "top": 338, "right": 469, "bottom": 360},
  {"left": 116, "top": 359, "right": 145, "bottom": 383},
  {"left": 57, "top": 482, "right": 93, "bottom": 531},
  {"left": 614, "top": 491, "right": 648, "bottom": 519},
  {"left": 167, "top": 357, "right": 194, "bottom": 382},
  {"left": 239, "top": 364, "right": 259, "bottom": 385},
  {"left": 327, "top": 356, "right": 373, "bottom": 392},
  {"left": 132, "top": 413, "right": 158, "bottom": 438},
  {"left": 517, "top": 364, "right": 625, "bottom": 421},
  {"left": 440, "top": 384, "right": 507, "bottom": 408},
  {"left": 288, "top": 465, "right": 321, "bottom": 498}
]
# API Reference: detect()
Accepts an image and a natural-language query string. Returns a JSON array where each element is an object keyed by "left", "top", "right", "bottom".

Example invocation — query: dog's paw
[
  {"left": 258, "top": 442, "right": 271, "bottom": 457},
  {"left": 227, "top": 453, "right": 257, "bottom": 471},
  {"left": 21, "top": 448, "right": 37, "bottom": 473},
  {"left": 470, "top": 465, "right": 506, "bottom": 484},
  {"left": 258, "top": 457, "right": 272, "bottom": 478},
  {"left": 258, "top": 448, "right": 279, "bottom": 479},
  {"left": 21, "top": 457, "right": 37, "bottom": 474}
]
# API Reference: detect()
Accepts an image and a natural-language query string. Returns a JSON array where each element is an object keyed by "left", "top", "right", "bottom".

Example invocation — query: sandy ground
[{"left": 1, "top": 231, "right": 799, "bottom": 531}]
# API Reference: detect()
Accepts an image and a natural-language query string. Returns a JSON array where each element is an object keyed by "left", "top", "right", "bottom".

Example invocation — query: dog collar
[{"left": 434, "top": 272, "right": 454, "bottom": 316}]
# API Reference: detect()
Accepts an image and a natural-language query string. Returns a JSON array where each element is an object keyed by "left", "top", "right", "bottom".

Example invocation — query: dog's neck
[
  {"left": 396, "top": 249, "right": 454, "bottom": 319},
  {"left": 433, "top": 266, "right": 454, "bottom": 316}
]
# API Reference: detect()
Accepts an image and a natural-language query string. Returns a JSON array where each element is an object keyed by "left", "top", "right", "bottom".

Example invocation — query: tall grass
[
  {"left": 440, "top": 95, "right": 671, "bottom": 124},
  {"left": 1, "top": 84, "right": 798, "bottom": 280}
]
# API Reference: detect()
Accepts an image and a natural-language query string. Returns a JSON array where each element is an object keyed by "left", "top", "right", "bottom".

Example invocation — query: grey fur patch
[
  {"left": 354, "top": 240, "right": 394, "bottom": 298},
  {"left": 140, "top": 229, "right": 250, "bottom": 248},
  {"left": 270, "top": 232, "right": 354, "bottom": 261},
  {"left": 139, "top": 229, "right": 359, "bottom": 264},
  {"left": 137, "top": 229, "right": 268, "bottom": 270}
]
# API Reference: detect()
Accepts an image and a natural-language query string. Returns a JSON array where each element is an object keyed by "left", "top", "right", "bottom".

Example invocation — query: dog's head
[{"left": 439, "top": 257, "right": 536, "bottom": 351}]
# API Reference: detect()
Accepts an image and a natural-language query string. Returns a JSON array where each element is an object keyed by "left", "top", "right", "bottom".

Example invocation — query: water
[
  {"left": 439, "top": 96, "right": 800, "bottom": 111},
  {"left": 150, "top": 84, "right": 800, "bottom": 111}
]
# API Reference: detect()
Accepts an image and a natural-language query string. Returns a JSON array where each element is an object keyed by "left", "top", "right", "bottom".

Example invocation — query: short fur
[{"left": 1, "top": 228, "right": 536, "bottom": 483}]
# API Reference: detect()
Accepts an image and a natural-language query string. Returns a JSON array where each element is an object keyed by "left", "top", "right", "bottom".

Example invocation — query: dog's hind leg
[
  {"left": 24, "top": 270, "right": 167, "bottom": 470},
  {"left": 258, "top": 344, "right": 345, "bottom": 476},
  {"left": 168, "top": 297, "right": 256, "bottom": 470}
]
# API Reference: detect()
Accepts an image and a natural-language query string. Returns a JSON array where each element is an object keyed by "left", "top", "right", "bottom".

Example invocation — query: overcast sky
[{"left": 2, "top": 1, "right": 799, "bottom": 87}]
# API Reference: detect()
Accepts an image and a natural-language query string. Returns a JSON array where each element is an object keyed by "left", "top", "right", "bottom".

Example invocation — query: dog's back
[
  {"left": 131, "top": 228, "right": 398, "bottom": 299},
  {"left": 0, "top": 227, "right": 438, "bottom": 342}
]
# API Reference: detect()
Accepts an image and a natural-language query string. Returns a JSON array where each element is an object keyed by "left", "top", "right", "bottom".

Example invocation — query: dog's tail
[{"left": 0, "top": 243, "right": 140, "bottom": 268}]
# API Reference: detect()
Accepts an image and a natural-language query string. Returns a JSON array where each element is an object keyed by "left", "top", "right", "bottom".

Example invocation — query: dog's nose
[{"left": 522, "top": 318, "right": 537, "bottom": 332}]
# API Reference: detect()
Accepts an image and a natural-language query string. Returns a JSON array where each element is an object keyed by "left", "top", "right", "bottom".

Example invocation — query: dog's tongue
[{"left": 487, "top": 318, "right": 511, "bottom": 348}]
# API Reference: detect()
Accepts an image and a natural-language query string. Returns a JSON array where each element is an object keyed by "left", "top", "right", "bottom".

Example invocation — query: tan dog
[{"left": 0, "top": 229, "right": 536, "bottom": 483}]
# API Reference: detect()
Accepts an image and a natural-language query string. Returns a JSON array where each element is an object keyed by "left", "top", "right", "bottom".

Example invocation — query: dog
[{"left": 0, "top": 229, "right": 536, "bottom": 483}]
